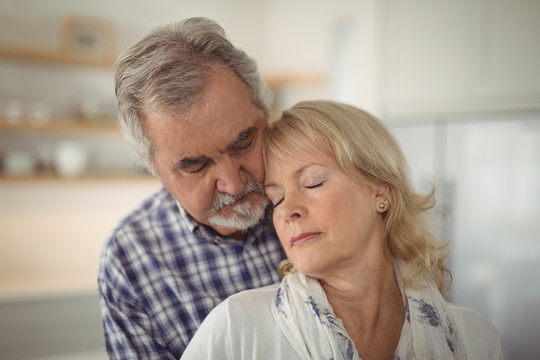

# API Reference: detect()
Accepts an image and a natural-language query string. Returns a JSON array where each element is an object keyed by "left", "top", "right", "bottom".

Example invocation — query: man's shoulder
[
  {"left": 106, "top": 187, "right": 181, "bottom": 238},
  {"left": 117, "top": 186, "right": 176, "bottom": 227},
  {"left": 99, "top": 186, "right": 184, "bottom": 263},
  {"left": 98, "top": 186, "right": 195, "bottom": 291}
]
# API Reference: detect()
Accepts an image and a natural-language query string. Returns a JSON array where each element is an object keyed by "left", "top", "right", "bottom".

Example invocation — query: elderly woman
[{"left": 181, "top": 100, "right": 507, "bottom": 359}]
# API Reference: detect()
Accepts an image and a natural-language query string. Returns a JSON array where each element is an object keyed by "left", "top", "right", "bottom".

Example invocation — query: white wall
[{"left": 261, "top": 0, "right": 386, "bottom": 114}]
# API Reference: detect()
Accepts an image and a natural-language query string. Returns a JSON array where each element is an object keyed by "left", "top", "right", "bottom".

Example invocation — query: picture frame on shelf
[{"left": 61, "top": 16, "right": 115, "bottom": 66}]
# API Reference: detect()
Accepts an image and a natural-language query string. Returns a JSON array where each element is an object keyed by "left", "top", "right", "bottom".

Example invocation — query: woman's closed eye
[
  {"left": 273, "top": 198, "right": 284, "bottom": 208},
  {"left": 305, "top": 181, "right": 324, "bottom": 189},
  {"left": 271, "top": 182, "right": 324, "bottom": 208},
  {"left": 265, "top": 187, "right": 284, "bottom": 208}
]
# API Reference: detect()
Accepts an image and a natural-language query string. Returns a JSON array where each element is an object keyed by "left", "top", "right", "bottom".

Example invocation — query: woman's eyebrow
[{"left": 264, "top": 163, "right": 324, "bottom": 188}]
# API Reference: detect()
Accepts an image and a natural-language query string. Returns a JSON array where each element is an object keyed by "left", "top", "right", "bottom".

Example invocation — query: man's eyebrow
[
  {"left": 172, "top": 155, "right": 208, "bottom": 171},
  {"left": 227, "top": 127, "right": 257, "bottom": 151}
]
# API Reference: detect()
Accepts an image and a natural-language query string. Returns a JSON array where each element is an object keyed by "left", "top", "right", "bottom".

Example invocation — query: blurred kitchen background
[{"left": 0, "top": 0, "right": 538, "bottom": 359}]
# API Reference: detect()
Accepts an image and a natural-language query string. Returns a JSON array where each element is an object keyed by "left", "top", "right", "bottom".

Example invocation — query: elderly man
[{"left": 98, "top": 17, "right": 285, "bottom": 359}]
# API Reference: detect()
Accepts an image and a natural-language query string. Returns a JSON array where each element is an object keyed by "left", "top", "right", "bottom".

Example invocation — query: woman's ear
[{"left": 375, "top": 182, "right": 392, "bottom": 212}]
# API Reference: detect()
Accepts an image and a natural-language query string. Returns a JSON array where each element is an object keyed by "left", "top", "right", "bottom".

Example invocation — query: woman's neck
[
  {"left": 320, "top": 254, "right": 405, "bottom": 360},
  {"left": 321, "top": 253, "right": 400, "bottom": 315}
]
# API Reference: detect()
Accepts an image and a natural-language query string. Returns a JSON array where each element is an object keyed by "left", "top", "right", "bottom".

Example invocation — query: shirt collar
[{"left": 175, "top": 200, "right": 199, "bottom": 233}]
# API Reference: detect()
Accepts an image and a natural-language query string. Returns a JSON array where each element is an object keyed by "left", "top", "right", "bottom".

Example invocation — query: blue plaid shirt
[{"left": 98, "top": 187, "right": 285, "bottom": 359}]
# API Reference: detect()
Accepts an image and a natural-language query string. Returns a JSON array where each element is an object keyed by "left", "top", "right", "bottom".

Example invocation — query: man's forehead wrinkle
[
  {"left": 214, "top": 126, "right": 256, "bottom": 154},
  {"left": 173, "top": 127, "right": 251, "bottom": 168},
  {"left": 182, "top": 70, "right": 228, "bottom": 125}
]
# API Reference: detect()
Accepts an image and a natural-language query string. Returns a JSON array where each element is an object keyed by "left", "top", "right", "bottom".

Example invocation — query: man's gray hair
[{"left": 114, "top": 17, "right": 273, "bottom": 174}]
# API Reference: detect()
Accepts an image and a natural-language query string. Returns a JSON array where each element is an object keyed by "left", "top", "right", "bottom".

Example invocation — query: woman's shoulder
[
  {"left": 227, "top": 282, "right": 281, "bottom": 304},
  {"left": 182, "top": 283, "right": 282, "bottom": 359},
  {"left": 447, "top": 303, "right": 499, "bottom": 333},
  {"left": 220, "top": 282, "right": 280, "bottom": 317},
  {"left": 448, "top": 303, "right": 509, "bottom": 359},
  {"left": 203, "top": 282, "right": 280, "bottom": 325}
]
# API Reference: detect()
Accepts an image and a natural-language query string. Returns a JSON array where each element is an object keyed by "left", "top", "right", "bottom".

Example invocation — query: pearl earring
[{"left": 379, "top": 199, "right": 388, "bottom": 209}]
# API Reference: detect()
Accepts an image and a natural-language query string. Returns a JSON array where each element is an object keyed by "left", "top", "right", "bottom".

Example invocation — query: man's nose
[{"left": 215, "top": 157, "right": 246, "bottom": 195}]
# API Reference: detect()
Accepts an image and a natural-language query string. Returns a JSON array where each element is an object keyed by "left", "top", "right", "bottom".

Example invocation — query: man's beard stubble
[{"left": 208, "top": 180, "right": 269, "bottom": 231}]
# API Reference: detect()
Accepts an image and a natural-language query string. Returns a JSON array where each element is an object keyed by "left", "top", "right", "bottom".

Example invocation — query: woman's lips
[{"left": 290, "top": 232, "right": 320, "bottom": 247}]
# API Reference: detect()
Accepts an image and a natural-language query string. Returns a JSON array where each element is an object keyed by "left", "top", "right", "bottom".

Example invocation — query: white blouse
[{"left": 181, "top": 283, "right": 508, "bottom": 359}]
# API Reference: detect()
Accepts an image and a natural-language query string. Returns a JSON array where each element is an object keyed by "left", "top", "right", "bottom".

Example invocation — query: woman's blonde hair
[{"left": 264, "top": 100, "right": 451, "bottom": 293}]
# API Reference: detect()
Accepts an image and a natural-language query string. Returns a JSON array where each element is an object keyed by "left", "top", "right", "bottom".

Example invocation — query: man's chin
[{"left": 208, "top": 194, "right": 269, "bottom": 232}]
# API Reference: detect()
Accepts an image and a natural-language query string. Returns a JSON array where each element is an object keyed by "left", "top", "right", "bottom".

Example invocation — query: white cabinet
[
  {"left": 383, "top": 0, "right": 540, "bottom": 119},
  {"left": 390, "top": 115, "right": 540, "bottom": 359},
  {"left": 476, "top": 0, "right": 540, "bottom": 99}
]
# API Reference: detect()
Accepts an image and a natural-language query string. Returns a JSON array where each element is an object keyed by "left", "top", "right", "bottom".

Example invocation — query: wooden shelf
[
  {"left": 0, "top": 44, "right": 115, "bottom": 68},
  {"left": 0, "top": 16, "right": 116, "bottom": 69},
  {"left": 0, "top": 172, "right": 157, "bottom": 184},
  {"left": 0, "top": 119, "right": 121, "bottom": 137}
]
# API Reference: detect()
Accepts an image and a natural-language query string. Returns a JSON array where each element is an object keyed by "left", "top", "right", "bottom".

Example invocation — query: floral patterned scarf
[{"left": 271, "top": 260, "right": 467, "bottom": 359}]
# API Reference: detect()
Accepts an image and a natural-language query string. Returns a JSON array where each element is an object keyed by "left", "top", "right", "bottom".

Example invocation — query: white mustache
[{"left": 211, "top": 181, "right": 264, "bottom": 211}]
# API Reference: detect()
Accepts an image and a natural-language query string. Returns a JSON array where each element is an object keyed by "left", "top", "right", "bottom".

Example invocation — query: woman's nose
[{"left": 279, "top": 193, "right": 306, "bottom": 222}]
